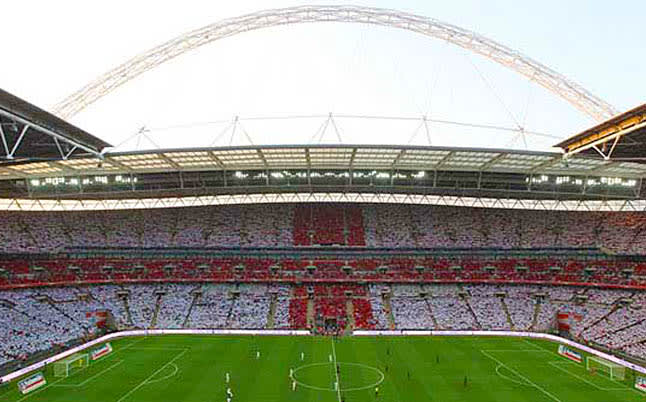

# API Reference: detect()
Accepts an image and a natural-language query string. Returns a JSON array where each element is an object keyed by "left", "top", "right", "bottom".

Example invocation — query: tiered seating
[
  {"left": 294, "top": 205, "right": 363, "bottom": 246},
  {"left": 288, "top": 297, "right": 308, "bottom": 328},
  {"left": 1, "top": 283, "right": 646, "bottom": 363},
  {"left": 1, "top": 255, "right": 646, "bottom": 289},
  {"left": 315, "top": 296, "right": 346, "bottom": 328},
  {"left": 0, "top": 204, "right": 645, "bottom": 253},
  {"left": 352, "top": 298, "right": 375, "bottom": 329},
  {"left": 346, "top": 206, "right": 366, "bottom": 246},
  {"left": 2, "top": 202, "right": 646, "bottom": 366}
]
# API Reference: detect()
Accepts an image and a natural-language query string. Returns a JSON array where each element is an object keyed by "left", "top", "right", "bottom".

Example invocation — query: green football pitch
[{"left": 1, "top": 335, "right": 643, "bottom": 401}]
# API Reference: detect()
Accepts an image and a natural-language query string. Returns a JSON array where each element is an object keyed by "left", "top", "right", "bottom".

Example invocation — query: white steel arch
[{"left": 53, "top": 5, "right": 616, "bottom": 122}]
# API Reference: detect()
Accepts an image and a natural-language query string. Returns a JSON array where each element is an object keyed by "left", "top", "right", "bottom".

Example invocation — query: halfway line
[{"left": 330, "top": 338, "right": 342, "bottom": 402}]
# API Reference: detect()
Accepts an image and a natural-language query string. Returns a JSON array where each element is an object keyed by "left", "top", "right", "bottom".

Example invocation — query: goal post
[
  {"left": 587, "top": 356, "right": 626, "bottom": 381},
  {"left": 53, "top": 353, "right": 89, "bottom": 378}
]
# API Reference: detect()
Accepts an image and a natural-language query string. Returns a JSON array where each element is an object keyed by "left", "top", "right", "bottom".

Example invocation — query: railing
[{"left": 35, "top": 246, "right": 622, "bottom": 260}]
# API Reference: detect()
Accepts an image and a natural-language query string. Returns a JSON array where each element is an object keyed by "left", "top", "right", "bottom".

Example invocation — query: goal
[
  {"left": 587, "top": 356, "right": 626, "bottom": 381},
  {"left": 53, "top": 353, "right": 89, "bottom": 377}
]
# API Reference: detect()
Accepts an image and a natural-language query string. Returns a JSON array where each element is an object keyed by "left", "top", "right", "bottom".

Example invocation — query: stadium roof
[
  {"left": 556, "top": 102, "right": 646, "bottom": 162},
  {"left": 2, "top": 144, "right": 646, "bottom": 179},
  {"left": 0, "top": 144, "right": 643, "bottom": 204},
  {"left": 0, "top": 88, "right": 111, "bottom": 164}
]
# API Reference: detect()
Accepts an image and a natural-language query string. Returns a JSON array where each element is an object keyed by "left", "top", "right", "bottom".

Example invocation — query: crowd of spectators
[
  {"left": 1, "top": 283, "right": 646, "bottom": 364},
  {"left": 373, "top": 283, "right": 646, "bottom": 361},
  {"left": 1, "top": 202, "right": 646, "bottom": 365},
  {"left": 2, "top": 256, "right": 645, "bottom": 289},
  {"left": 0, "top": 204, "right": 644, "bottom": 253}
]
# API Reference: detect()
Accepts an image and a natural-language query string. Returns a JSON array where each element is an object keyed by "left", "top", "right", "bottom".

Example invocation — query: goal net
[
  {"left": 587, "top": 356, "right": 625, "bottom": 381},
  {"left": 53, "top": 353, "right": 89, "bottom": 377}
]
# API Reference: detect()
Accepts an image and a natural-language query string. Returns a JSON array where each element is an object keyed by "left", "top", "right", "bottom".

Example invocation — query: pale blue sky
[{"left": 1, "top": 0, "right": 644, "bottom": 151}]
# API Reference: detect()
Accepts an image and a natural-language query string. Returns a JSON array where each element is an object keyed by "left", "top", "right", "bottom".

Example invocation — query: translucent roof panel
[
  {"left": 441, "top": 151, "right": 501, "bottom": 169},
  {"left": 1, "top": 146, "right": 645, "bottom": 181},
  {"left": 395, "top": 149, "right": 451, "bottom": 168},
  {"left": 488, "top": 154, "right": 555, "bottom": 171}
]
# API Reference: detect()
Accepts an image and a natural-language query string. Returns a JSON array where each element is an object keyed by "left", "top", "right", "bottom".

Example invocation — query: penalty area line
[
  {"left": 547, "top": 362, "right": 625, "bottom": 391},
  {"left": 481, "top": 350, "right": 562, "bottom": 402},
  {"left": 52, "top": 360, "right": 124, "bottom": 388},
  {"left": 526, "top": 339, "right": 644, "bottom": 396},
  {"left": 14, "top": 337, "right": 146, "bottom": 402}
]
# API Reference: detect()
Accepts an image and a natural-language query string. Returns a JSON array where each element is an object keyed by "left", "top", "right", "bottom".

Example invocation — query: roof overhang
[
  {"left": 556, "top": 103, "right": 646, "bottom": 161},
  {"left": 0, "top": 88, "right": 111, "bottom": 163},
  {"left": 1, "top": 145, "right": 644, "bottom": 201},
  {"left": 6, "top": 144, "right": 646, "bottom": 178}
]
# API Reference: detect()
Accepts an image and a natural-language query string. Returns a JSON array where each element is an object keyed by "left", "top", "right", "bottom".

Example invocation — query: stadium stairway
[
  {"left": 423, "top": 298, "right": 440, "bottom": 329},
  {"left": 122, "top": 296, "right": 134, "bottom": 327},
  {"left": 500, "top": 297, "right": 515, "bottom": 330},
  {"left": 225, "top": 293, "right": 238, "bottom": 327},
  {"left": 266, "top": 294, "right": 277, "bottom": 329},
  {"left": 595, "top": 317, "right": 645, "bottom": 346},
  {"left": 530, "top": 302, "right": 541, "bottom": 330},
  {"left": 47, "top": 300, "right": 77, "bottom": 323},
  {"left": 580, "top": 304, "right": 620, "bottom": 337},
  {"left": 622, "top": 336, "right": 646, "bottom": 351},
  {"left": 345, "top": 299, "right": 355, "bottom": 333},
  {"left": 182, "top": 292, "right": 200, "bottom": 328},
  {"left": 628, "top": 225, "right": 646, "bottom": 251},
  {"left": 463, "top": 294, "right": 482, "bottom": 329},
  {"left": 150, "top": 294, "right": 162, "bottom": 328},
  {"left": 306, "top": 298, "right": 315, "bottom": 328},
  {"left": 616, "top": 319, "right": 646, "bottom": 348},
  {"left": 382, "top": 295, "right": 396, "bottom": 330}
]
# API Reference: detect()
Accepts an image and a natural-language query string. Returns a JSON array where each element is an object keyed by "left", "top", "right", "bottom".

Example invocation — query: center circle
[{"left": 291, "top": 362, "right": 384, "bottom": 392}]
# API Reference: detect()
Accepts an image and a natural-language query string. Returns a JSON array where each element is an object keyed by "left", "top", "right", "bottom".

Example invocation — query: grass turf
[{"left": 1, "top": 335, "right": 643, "bottom": 401}]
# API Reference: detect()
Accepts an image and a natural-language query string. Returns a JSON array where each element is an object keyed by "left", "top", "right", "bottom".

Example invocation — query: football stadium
[{"left": 1, "top": 3, "right": 646, "bottom": 402}]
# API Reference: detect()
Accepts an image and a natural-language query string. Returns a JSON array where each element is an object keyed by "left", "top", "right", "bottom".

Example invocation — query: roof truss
[{"left": 3, "top": 145, "right": 646, "bottom": 180}]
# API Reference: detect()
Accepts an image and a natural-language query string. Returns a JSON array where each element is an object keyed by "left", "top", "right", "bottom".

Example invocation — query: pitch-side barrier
[
  {"left": 4, "top": 329, "right": 645, "bottom": 383},
  {"left": 353, "top": 330, "right": 646, "bottom": 375},
  {"left": 0, "top": 329, "right": 308, "bottom": 383}
]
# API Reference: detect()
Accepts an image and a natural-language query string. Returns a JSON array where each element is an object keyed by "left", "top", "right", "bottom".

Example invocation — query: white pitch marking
[
  {"left": 290, "top": 362, "right": 384, "bottom": 392},
  {"left": 53, "top": 360, "right": 125, "bottom": 388},
  {"left": 548, "top": 362, "right": 625, "bottom": 391},
  {"left": 526, "top": 339, "right": 643, "bottom": 396},
  {"left": 481, "top": 350, "right": 562, "bottom": 402},
  {"left": 330, "top": 339, "right": 342, "bottom": 402},
  {"left": 13, "top": 338, "right": 145, "bottom": 401},
  {"left": 494, "top": 364, "right": 532, "bottom": 387},
  {"left": 522, "top": 339, "right": 552, "bottom": 352},
  {"left": 482, "top": 349, "right": 547, "bottom": 353},
  {"left": 79, "top": 359, "right": 124, "bottom": 386},
  {"left": 144, "top": 363, "right": 179, "bottom": 385},
  {"left": 115, "top": 349, "right": 187, "bottom": 402}
]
